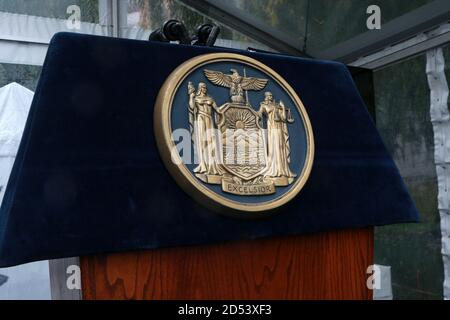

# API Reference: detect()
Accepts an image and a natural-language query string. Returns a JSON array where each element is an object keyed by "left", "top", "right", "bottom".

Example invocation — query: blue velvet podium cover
[{"left": 0, "top": 33, "right": 418, "bottom": 267}]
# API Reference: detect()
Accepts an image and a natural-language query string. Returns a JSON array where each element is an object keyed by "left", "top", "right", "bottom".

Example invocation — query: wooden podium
[
  {"left": 75, "top": 67, "right": 374, "bottom": 301},
  {"left": 46, "top": 67, "right": 375, "bottom": 301},
  {"left": 78, "top": 228, "right": 373, "bottom": 300}
]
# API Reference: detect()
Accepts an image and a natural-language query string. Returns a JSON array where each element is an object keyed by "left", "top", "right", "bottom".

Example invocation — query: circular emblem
[{"left": 154, "top": 53, "right": 314, "bottom": 215}]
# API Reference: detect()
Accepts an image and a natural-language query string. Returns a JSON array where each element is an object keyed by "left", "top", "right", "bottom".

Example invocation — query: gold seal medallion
[{"left": 154, "top": 53, "right": 314, "bottom": 215}]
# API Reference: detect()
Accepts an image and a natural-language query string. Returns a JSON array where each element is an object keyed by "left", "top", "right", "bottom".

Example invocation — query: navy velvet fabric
[{"left": 0, "top": 33, "right": 418, "bottom": 267}]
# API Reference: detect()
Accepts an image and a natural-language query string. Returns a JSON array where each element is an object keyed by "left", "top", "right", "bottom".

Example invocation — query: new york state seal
[{"left": 154, "top": 53, "right": 314, "bottom": 215}]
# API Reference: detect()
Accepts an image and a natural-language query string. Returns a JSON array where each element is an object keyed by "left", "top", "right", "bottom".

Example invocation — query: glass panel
[
  {"left": 307, "top": 0, "right": 434, "bottom": 53},
  {"left": 0, "top": 0, "right": 99, "bottom": 23},
  {"left": 0, "top": 64, "right": 41, "bottom": 91},
  {"left": 215, "top": 0, "right": 434, "bottom": 53},
  {"left": 219, "top": 0, "right": 308, "bottom": 43},
  {"left": 374, "top": 54, "right": 444, "bottom": 299},
  {"left": 125, "top": 0, "right": 272, "bottom": 50}
]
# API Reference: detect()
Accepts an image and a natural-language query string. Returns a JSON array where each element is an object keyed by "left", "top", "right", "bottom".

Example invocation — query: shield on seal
[{"left": 218, "top": 103, "right": 268, "bottom": 181}]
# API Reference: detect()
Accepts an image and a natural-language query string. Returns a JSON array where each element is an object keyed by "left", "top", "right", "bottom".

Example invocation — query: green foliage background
[{"left": 374, "top": 54, "right": 444, "bottom": 299}]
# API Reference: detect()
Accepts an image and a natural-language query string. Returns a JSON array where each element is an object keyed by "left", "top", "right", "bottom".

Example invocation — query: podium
[
  {"left": 2, "top": 34, "right": 416, "bottom": 300},
  {"left": 77, "top": 67, "right": 374, "bottom": 301},
  {"left": 78, "top": 228, "right": 373, "bottom": 300}
]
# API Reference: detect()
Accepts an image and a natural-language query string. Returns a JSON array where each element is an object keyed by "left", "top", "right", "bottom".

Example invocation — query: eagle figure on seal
[{"left": 204, "top": 69, "right": 268, "bottom": 104}]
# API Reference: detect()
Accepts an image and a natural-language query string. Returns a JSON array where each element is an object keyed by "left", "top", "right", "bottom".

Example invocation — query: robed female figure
[{"left": 188, "top": 82, "right": 224, "bottom": 176}]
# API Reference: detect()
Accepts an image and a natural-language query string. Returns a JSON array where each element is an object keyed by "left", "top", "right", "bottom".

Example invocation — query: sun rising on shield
[{"left": 187, "top": 67, "right": 297, "bottom": 196}]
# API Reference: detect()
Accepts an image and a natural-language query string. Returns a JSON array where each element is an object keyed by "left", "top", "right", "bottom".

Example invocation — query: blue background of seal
[{"left": 170, "top": 61, "right": 309, "bottom": 204}]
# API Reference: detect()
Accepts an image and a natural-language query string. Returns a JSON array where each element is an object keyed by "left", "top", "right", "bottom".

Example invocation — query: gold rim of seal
[{"left": 154, "top": 53, "right": 315, "bottom": 215}]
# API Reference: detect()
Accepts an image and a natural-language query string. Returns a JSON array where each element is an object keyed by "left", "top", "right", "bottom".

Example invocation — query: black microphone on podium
[
  {"left": 149, "top": 20, "right": 220, "bottom": 47},
  {"left": 149, "top": 19, "right": 191, "bottom": 44}
]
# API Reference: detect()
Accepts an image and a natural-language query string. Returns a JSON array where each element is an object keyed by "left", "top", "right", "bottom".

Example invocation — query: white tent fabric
[
  {"left": 0, "top": 261, "right": 51, "bottom": 300},
  {"left": 0, "top": 83, "right": 33, "bottom": 156},
  {"left": 0, "top": 82, "right": 34, "bottom": 205},
  {"left": 0, "top": 82, "right": 51, "bottom": 300}
]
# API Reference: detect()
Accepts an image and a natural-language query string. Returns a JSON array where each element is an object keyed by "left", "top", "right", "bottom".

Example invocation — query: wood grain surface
[{"left": 80, "top": 228, "right": 373, "bottom": 300}]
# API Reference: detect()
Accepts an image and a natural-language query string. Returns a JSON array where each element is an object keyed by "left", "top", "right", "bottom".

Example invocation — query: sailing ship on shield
[{"left": 187, "top": 67, "right": 296, "bottom": 196}]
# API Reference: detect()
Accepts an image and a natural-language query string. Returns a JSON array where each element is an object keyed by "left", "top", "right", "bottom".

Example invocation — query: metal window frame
[
  {"left": 178, "top": 0, "right": 450, "bottom": 69},
  {"left": 315, "top": 0, "right": 450, "bottom": 63},
  {"left": 98, "top": 0, "right": 124, "bottom": 37},
  {"left": 350, "top": 23, "right": 450, "bottom": 70}
]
